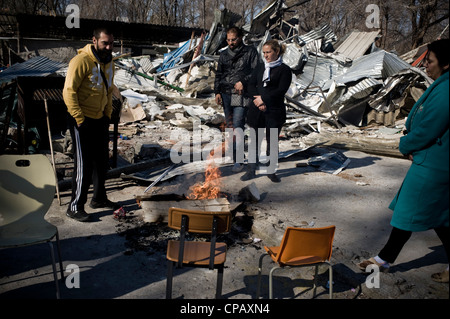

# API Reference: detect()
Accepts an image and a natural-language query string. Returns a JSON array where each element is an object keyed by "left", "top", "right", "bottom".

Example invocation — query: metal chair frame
[
  {"left": 256, "top": 226, "right": 335, "bottom": 299},
  {"left": 165, "top": 207, "right": 231, "bottom": 299}
]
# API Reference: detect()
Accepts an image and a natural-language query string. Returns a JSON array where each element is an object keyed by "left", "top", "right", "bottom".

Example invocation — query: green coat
[{"left": 389, "top": 71, "right": 449, "bottom": 232}]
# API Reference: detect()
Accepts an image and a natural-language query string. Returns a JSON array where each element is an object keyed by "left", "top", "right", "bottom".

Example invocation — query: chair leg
[
  {"left": 268, "top": 265, "right": 281, "bottom": 299},
  {"left": 328, "top": 264, "right": 333, "bottom": 299},
  {"left": 216, "top": 265, "right": 224, "bottom": 299},
  {"left": 312, "top": 265, "right": 319, "bottom": 298},
  {"left": 256, "top": 253, "right": 269, "bottom": 299},
  {"left": 55, "top": 231, "right": 64, "bottom": 280},
  {"left": 48, "top": 241, "right": 60, "bottom": 299},
  {"left": 166, "top": 260, "right": 174, "bottom": 299}
]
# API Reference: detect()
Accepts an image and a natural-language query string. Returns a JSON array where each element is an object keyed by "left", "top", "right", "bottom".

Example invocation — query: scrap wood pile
[{"left": 112, "top": 0, "right": 432, "bottom": 160}]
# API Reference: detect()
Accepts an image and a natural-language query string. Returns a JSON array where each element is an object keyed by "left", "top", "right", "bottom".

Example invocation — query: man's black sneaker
[
  {"left": 89, "top": 199, "right": 120, "bottom": 210},
  {"left": 66, "top": 209, "right": 91, "bottom": 222},
  {"left": 240, "top": 170, "right": 256, "bottom": 181},
  {"left": 267, "top": 173, "right": 281, "bottom": 183}
]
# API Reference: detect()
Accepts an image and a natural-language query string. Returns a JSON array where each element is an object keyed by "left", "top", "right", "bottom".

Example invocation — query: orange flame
[
  {"left": 188, "top": 135, "right": 225, "bottom": 200},
  {"left": 187, "top": 161, "right": 222, "bottom": 200}
]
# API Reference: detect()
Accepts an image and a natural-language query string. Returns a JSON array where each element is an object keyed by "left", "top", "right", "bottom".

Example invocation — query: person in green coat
[{"left": 358, "top": 39, "right": 449, "bottom": 283}]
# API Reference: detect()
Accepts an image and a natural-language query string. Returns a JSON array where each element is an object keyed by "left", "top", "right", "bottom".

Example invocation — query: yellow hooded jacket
[{"left": 63, "top": 44, "right": 114, "bottom": 126}]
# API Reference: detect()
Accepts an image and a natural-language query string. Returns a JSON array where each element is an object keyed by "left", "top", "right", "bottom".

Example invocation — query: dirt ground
[{"left": 1, "top": 139, "right": 448, "bottom": 302}]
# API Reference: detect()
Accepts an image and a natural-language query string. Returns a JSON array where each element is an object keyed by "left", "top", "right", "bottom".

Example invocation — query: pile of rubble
[
  {"left": 106, "top": 1, "right": 432, "bottom": 167},
  {"left": 1, "top": 1, "right": 432, "bottom": 176}
]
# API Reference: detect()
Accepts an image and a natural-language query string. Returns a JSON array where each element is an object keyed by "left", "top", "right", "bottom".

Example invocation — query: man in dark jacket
[{"left": 214, "top": 26, "right": 259, "bottom": 172}]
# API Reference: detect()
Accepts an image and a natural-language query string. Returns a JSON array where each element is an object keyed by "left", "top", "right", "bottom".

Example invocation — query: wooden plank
[
  {"left": 138, "top": 197, "right": 231, "bottom": 223},
  {"left": 301, "top": 131, "right": 403, "bottom": 158}
]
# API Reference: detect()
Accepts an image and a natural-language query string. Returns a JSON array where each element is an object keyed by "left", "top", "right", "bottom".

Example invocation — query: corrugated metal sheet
[
  {"left": 296, "top": 55, "right": 345, "bottom": 89},
  {"left": 381, "top": 51, "right": 412, "bottom": 78},
  {"left": 0, "top": 56, "right": 66, "bottom": 83},
  {"left": 283, "top": 43, "right": 307, "bottom": 71},
  {"left": 334, "top": 30, "right": 380, "bottom": 60},
  {"left": 250, "top": 0, "right": 280, "bottom": 36},
  {"left": 367, "top": 68, "right": 431, "bottom": 113},
  {"left": 340, "top": 77, "right": 383, "bottom": 101},
  {"left": 334, "top": 50, "right": 411, "bottom": 85},
  {"left": 298, "top": 24, "right": 337, "bottom": 47}
]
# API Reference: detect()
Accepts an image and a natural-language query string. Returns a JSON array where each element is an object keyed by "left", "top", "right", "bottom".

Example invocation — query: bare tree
[
  {"left": 0, "top": 0, "right": 70, "bottom": 15},
  {"left": 2, "top": 0, "right": 447, "bottom": 53},
  {"left": 126, "top": 0, "right": 154, "bottom": 23},
  {"left": 407, "top": 0, "right": 449, "bottom": 48},
  {"left": 288, "top": 0, "right": 448, "bottom": 53}
]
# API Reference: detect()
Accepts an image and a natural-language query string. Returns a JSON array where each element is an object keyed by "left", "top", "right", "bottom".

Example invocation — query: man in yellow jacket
[{"left": 63, "top": 27, "right": 119, "bottom": 222}]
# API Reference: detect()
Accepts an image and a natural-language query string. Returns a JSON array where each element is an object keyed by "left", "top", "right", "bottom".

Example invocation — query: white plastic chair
[{"left": 0, "top": 154, "right": 64, "bottom": 298}]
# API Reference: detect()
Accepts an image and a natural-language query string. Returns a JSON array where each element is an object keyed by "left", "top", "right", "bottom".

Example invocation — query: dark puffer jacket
[{"left": 214, "top": 43, "right": 260, "bottom": 95}]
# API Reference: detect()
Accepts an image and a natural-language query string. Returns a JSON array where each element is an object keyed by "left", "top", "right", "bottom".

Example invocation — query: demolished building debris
[{"left": 0, "top": 0, "right": 438, "bottom": 184}]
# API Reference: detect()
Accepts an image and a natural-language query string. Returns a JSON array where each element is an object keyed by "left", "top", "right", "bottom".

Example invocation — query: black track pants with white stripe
[{"left": 69, "top": 116, "right": 110, "bottom": 212}]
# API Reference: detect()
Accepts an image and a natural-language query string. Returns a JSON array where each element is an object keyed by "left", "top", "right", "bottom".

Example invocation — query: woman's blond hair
[{"left": 263, "top": 39, "right": 286, "bottom": 56}]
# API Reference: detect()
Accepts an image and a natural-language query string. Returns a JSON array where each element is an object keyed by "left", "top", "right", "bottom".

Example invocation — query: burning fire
[
  {"left": 188, "top": 148, "right": 223, "bottom": 200},
  {"left": 188, "top": 125, "right": 227, "bottom": 200}
]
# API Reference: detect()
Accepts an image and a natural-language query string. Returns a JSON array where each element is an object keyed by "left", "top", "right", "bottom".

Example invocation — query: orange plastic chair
[
  {"left": 0, "top": 154, "right": 64, "bottom": 298},
  {"left": 256, "top": 225, "right": 336, "bottom": 299},
  {"left": 165, "top": 207, "right": 232, "bottom": 299}
]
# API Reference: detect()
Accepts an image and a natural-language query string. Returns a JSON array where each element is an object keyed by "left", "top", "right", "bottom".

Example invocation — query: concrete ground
[{"left": 1, "top": 147, "right": 448, "bottom": 302}]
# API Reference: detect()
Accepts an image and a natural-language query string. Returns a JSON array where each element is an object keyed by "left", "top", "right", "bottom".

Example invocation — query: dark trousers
[
  {"left": 69, "top": 116, "right": 110, "bottom": 211},
  {"left": 253, "top": 126, "right": 282, "bottom": 160},
  {"left": 221, "top": 93, "right": 247, "bottom": 163},
  {"left": 249, "top": 113, "right": 282, "bottom": 174},
  {"left": 379, "top": 226, "right": 449, "bottom": 264}
]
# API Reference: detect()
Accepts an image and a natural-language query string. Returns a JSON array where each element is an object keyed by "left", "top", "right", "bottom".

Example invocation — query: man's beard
[
  {"left": 229, "top": 43, "right": 238, "bottom": 50},
  {"left": 229, "top": 41, "right": 242, "bottom": 51},
  {"left": 95, "top": 44, "right": 112, "bottom": 61}
]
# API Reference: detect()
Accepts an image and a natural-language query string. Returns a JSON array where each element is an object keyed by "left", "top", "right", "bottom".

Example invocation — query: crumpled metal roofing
[
  {"left": 298, "top": 24, "right": 337, "bottom": 47},
  {"left": 293, "top": 45, "right": 410, "bottom": 92},
  {"left": 295, "top": 55, "right": 346, "bottom": 89},
  {"left": 0, "top": 56, "right": 66, "bottom": 83},
  {"left": 250, "top": 0, "right": 285, "bottom": 36},
  {"left": 343, "top": 77, "right": 383, "bottom": 100},
  {"left": 283, "top": 42, "right": 307, "bottom": 71},
  {"left": 332, "top": 77, "right": 382, "bottom": 102},
  {"left": 332, "top": 50, "right": 411, "bottom": 86},
  {"left": 367, "top": 67, "right": 432, "bottom": 113},
  {"left": 334, "top": 30, "right": 381, "bottom": 60},
  {"left": 156, "top": 39, "right": 194, "bottom": 73}
]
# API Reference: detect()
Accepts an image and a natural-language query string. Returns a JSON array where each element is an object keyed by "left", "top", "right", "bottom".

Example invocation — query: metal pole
[
  {"left": 44, "top": 96, "right": 61, "bottom": 205},
  {"left": 144, "top": 163, "right": 177, "bottom": 193}
]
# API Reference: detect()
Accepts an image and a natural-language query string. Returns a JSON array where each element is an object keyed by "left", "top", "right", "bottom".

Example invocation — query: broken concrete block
[{"left": 238, "top": 182, "right": 260, "bottom": 203}]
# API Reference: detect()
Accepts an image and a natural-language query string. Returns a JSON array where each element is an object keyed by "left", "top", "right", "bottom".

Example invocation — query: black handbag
[{"left": 230, "top": 92, "right": 251, "bottom": 108}]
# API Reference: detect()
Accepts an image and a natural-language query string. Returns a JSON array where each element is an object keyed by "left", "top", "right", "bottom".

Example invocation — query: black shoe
[
  {"left": 66, "top": 209, "right": 91, "bottom": 222},
  {"left": 240, "top": 170, "right": 256, "bottom": 181},
  {"left": 89, "top": 199, "right": 120, "bottom": 210},
  {"left": 267, "top": 173, "right": 281, "bottom": 183}
]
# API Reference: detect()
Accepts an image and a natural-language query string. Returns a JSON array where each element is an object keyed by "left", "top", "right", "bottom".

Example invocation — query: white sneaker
[{"left": 232, "top": 163, "right": 244, "bottom": 172}]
